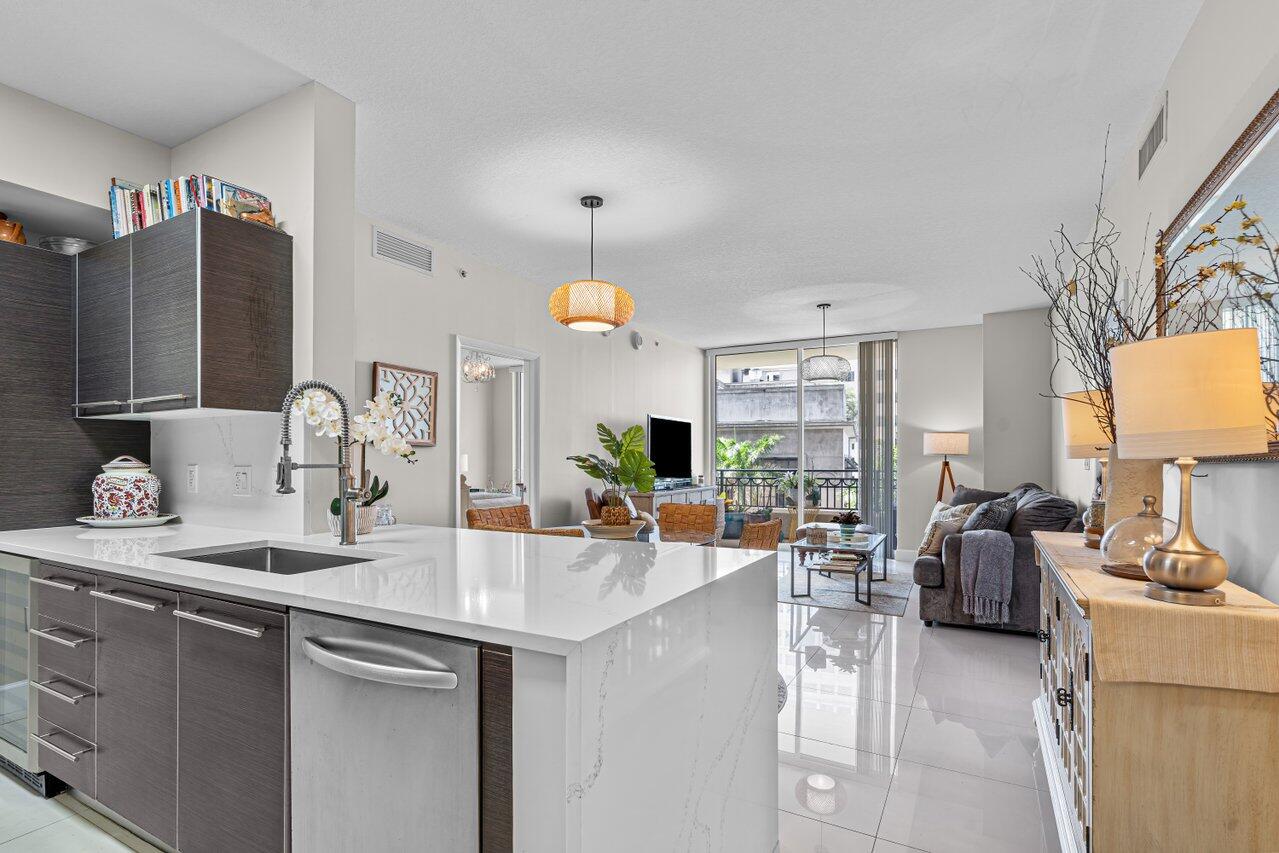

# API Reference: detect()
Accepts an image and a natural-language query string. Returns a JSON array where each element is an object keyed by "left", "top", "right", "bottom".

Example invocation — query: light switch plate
[
  {"left": 187, "top": 465, "right": 199, "bottom": 494},
  {"left": 233, "top": 466, "right": 252, "bottom": 497}
]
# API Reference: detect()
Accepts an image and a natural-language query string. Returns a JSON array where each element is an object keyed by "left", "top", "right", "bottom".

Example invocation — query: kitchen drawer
[
  {"left": 31, "top": 563, "right": 96, "bottom": 631},
  {"left": 33, "top": 725, "right": 95, "bottom": 797},
  {"left": 34, "top": 666, "right": 95, "bottom": 744},
  {"left": 31, "top": 616, "right": 96, "bottom": 685}
]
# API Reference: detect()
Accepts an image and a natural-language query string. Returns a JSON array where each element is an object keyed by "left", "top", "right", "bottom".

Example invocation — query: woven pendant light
[
  {"left": 549, "top": 196, "right": 635, "bottom": 331},
  {"left": 800, "top": 303, "right": 852, "bottom": 382}
]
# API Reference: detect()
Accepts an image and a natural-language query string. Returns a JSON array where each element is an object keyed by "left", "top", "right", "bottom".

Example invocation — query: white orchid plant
[{"left": 293, "top": 389, "right": 417, "bottom": 463}]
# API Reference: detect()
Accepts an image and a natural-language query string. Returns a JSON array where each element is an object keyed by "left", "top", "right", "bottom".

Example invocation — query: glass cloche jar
[{"left": 1100, "top": 495, "right": 1175, "bottom": 580}]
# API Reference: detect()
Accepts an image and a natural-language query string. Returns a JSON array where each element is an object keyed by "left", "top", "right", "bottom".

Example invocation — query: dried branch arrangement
[{"left": 1023, "top": 165, "right": 1230, "bottom": 442}]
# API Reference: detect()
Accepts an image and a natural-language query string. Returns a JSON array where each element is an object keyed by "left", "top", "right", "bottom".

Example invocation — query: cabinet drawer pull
[
  {"left": 31, "top": 576, "right": 84, "bottom": 592},
  {"left": 128, "top": 394, "right": 189, "bottom": 406},
  {"left": 174, "top": 609, "right": 265, "bottom": 638},
  {"left": 73, "top": 400, "right": 127, "bottom": 411},
  {"left": 32, "top": 732, "right": 93, "bottom": 763},
  {"left": 29, "top": 627, "right": 92, "bottom": 648},
  {"left": 302, "top": 637, "right": 459, "bottom": 689},
  {"left": 1036, "top": 629, "right": 1049, "bottom": 643},
  {"left": 90, "top": 589, "right": 164, "bottom": 611},
  {"left": 33, "top": 679, "right": 91, "bottom": 705},
  {"left": 1055, "top": 687, "right": 1073, "bottom": 708}
]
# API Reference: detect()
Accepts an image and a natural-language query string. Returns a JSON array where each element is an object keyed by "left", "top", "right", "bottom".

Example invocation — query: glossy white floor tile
[
  {"left": 897, "top": 707, "right": 1043, "bottom": 790},
  {"left": 0, "top": 815, "right": 135, "bottom": 851},
  {"left": 779, "top": 808, "right": 875, "bottom": 853},
  {"left": 777, "top": 734, "right": 893, "bottom": 835},
  {"left": 911, "top": 669, "right": 1042, "bottom": 728},
  {"left": 777, "top": 681, "right": 912, "bottom": 758},
  {"left": 876, "top": 760, "right": 1056, "bottom": 853},
  {"left": 0, "top": 775, "right": 72, "bottom": 845}
]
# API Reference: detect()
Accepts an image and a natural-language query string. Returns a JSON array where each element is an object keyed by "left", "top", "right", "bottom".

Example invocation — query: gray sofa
[{"left": 913, "top": 484, "right": 1081, "bottom": 634}]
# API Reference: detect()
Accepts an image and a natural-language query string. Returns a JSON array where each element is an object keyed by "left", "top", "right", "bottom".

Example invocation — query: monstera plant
[{"left": 567, "top": 424, "right": 657, "bottom": 525}]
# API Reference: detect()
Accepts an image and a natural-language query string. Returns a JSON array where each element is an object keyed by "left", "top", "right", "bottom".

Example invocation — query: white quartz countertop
[{"left": 0, "top": 523, "right": 774, "bottom": 655}]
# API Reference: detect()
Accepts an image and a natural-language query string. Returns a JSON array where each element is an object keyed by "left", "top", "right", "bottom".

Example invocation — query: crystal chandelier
[
  {"left": 800, "top": 303, "right": 852, "bottom": 382},
  {"left": 462, "top": 351, "right": 496, "bottom": 383},
  {"left": 548, "top": 195, "right": 635, "bottom": 332}
]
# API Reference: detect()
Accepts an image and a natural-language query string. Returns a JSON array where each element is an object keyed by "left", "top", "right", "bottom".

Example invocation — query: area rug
[{"left": 777, "top": 563, "right": 915, "bottom": 617}]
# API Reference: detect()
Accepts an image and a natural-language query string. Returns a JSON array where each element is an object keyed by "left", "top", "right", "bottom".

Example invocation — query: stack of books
[{"left": 108, "top": 175, "right": 271, "bottom": 239}]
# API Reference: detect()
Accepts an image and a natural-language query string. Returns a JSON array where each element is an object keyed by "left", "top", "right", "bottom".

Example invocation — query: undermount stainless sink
[{"left": 163, "top": 545, "right": 374, "bottom": 575}]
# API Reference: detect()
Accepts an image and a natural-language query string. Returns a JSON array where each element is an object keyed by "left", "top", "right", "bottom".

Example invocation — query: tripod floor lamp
[{"left": 924, "top": 432, "right": 969, "bottom": 502}]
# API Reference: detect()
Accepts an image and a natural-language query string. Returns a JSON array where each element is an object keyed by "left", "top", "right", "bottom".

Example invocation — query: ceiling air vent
[
  {"left": 372, "top": 226, "right": 433, "bottom": 275},
  {"left": 1138, "top": 93, "right": 1167, "bottom": 180}
]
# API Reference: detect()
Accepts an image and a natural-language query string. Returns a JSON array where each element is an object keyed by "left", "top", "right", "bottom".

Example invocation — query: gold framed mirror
[{"left": 1159, "top": 86, "right": 1279, "bottom": 462}]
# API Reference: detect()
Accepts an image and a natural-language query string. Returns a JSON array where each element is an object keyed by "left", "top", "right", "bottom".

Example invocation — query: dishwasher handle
[{"left": 302, "top": 636, "right": 459, "bottom": 690}]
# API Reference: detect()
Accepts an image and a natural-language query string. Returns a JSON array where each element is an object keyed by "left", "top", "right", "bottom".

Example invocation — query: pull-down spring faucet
[{"left": 276, "top": 380, "right": 365, "bottom": 545}]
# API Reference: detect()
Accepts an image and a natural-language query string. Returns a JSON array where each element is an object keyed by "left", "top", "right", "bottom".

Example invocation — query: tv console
[
  {"left": 653, "top": 478, "right": 695, "bottom": 491},
  {"left": 630, "top": 484, "right": 717, "bottom": 522}
]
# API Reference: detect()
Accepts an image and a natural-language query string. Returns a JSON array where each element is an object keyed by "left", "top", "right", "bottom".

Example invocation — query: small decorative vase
[
  {"left": 92, "top": 456, "right": 161, "bottom": 519},
  {"left": 327, "top": 505, "right": 378, "bottom": 536},
  {"left": 600, "top": 504, "right": 631, "bottom": 526},
  {"left": 1082, "top": 500, "right": 1106, "bottom": 550}
]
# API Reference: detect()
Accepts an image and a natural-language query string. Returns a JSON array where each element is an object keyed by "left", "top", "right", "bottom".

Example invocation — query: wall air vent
[
  {"left": 1138, "top": 93, "right": 1167, "bottom": 180},
  {"left": 372, "top": 227, "right": 433, "bottom": 275}
]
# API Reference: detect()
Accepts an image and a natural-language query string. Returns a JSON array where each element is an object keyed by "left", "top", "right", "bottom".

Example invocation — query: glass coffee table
[{"left": 789, "top": 533, "right": 888, "bottom": 605}]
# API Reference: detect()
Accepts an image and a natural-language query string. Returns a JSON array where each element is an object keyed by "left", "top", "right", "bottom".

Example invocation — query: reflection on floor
[
  {"left": 0, "top": 770, "right": 157, "bottom": 851},
  {"left": 777, "top": 555, "right": 1059, "bottom": 853}
]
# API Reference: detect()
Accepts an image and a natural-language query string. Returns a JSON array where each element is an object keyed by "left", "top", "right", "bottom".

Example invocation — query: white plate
[{"left": 75, "top": 514, "right": 180, "bottom": 529}]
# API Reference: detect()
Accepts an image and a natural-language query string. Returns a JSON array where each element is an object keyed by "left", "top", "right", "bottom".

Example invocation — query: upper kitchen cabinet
[{"left": 76, "top": 208, "right": 292, "bottom": 418}]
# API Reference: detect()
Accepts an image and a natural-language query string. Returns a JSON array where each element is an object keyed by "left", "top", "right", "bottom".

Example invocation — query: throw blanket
[{"left": 960, "top": 529, "right": 1014, "bottom": 624}]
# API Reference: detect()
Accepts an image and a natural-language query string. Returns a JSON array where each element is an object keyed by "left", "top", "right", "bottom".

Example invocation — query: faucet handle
[{"left": 276, "top": 455, "right": 296, "bottom": 495}]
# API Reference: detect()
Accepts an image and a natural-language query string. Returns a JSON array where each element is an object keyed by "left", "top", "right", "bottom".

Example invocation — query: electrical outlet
[
  {"left": 233, "top": 466, "right": 252, "bottom": 497},
  {"left": 1083, "top": 458, "right": 1093, "bottom": 470},
  {"left": 187, "top": 465, "right": 199, "bottom": 494}
]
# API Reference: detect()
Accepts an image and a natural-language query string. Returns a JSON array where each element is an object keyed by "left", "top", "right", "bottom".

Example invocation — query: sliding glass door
[{"left": 709, "top": 336, "right": 896, "bottom": 545}]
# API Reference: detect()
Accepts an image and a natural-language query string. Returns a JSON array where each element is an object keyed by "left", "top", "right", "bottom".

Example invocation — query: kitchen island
[{"left": 0, "top": 523, "right": 777, "bottom": 852}]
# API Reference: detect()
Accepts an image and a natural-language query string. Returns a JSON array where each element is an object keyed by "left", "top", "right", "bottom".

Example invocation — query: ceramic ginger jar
[{"left": 92, "top": 456, "right": 161, "bottom": 519}]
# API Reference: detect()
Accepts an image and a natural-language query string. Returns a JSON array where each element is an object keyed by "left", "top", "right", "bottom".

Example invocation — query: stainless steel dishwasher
[{"left": 289, "top": 611, "right": 479, "bottom": 851}]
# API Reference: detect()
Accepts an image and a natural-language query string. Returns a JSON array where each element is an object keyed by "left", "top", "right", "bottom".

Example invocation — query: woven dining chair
[
  {"left": 739, "top": 518, "right": 782, "bottom": 551},
  {"left": 466, "top": 504, "right": 585, "bottom": 538},
  {"left": 657, "top": 503, "right": 718, "bottom": 537}
]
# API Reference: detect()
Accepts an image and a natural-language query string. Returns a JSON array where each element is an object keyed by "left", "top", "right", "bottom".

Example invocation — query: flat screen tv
[{"left": 647, "top": 415, "right": 693, "bottom": 481}]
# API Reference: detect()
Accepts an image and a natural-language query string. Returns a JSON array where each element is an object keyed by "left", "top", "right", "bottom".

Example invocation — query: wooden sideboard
[
  {"left": 629, "top": 485, "right": 716, "bottom": 518},
  {"left": 1033, "top": 531, "right": 1279, "bottom": 852}
]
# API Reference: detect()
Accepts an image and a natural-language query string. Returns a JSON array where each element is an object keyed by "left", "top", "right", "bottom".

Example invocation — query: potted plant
[
  {"left": 832, "top": 509, "right": 862, "bottom": 537},
  {"left": 721, "top": 493, "right": 746, "bottom": 540},
  {"left": 778, "top": 472, "right": 819, "bottom": 508},
  {"left": 567, "top": 424, "right": 656, "bottom": 525},
  {"left": 294, "top": 389, "right": 417, "bottom": 536}
]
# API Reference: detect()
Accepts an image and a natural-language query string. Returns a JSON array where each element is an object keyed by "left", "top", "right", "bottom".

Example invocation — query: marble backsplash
[{"left": 149, "top": 413, "right": 303, "bottom": 534}]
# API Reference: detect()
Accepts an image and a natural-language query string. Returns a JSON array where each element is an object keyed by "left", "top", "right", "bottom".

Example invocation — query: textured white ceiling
[{"left": 3, "top": 0, "right": 1204, "bottom": 347}]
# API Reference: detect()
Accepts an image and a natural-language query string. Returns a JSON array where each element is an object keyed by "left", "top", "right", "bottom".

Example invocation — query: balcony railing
[{"left": 715, "top": 468, "right": 858, "bottom": 511}]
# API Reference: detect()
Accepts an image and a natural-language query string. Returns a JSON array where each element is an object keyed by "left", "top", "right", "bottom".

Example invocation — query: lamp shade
[
  {"left": 1062, "top": 390, "right": 1111, "bottom": 459},
  {"left": 923, "top": 432, "right": 969, "bottom": 456},
  {"left": 1111, "top": 328, "right": 1269, "bottom": 459},
  {"left": 548, "top": 279, "right": 634, "bottom": 332}
]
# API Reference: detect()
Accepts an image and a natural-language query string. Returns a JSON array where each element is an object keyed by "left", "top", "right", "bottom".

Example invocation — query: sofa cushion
[
  {"left": 951, "top": 485, "right": 1007, "bottom": 507},
  {"left": 1008, "top": 489, "right": 1078, "bottom": 536},
  {"left": 913, "top": 555, "right": 944, "bottom": 587},
  {"left": 963, "top": 494, "right": 1019, "bottom": 532},
  {"left": 918, "top": 502, "right": 976, "bottom": 555}
]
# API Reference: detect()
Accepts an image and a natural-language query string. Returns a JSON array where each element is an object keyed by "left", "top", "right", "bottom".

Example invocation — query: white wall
[
  {"left": 896, "top": 324, "right": 984, "bottom": 556},
  {"left": 353, "top": 214, "right": 706, "bottom": 527},
  {"left": 169, "top": 82, "right": 356, "bottom": 533},
  {"left": 1057, "top": 0, "right": 1279, "bottom": 599},
  {"left": 0, "top": 83, "right": 170, "bottom": 211},
  {"left": 982, "top": 308, "right": 1052, "bottom": 491}
]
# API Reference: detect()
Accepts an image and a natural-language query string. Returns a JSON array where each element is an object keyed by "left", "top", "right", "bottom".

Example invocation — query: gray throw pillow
[
  {"left": 1007, "top": 489, "right": 1078, "bottom": 536},
  {"left": 951, "top": 484, "right": 1008, "bottom": 507},
  {"left": 963, "top": 494, "right": 1019, "bottom": 532}
]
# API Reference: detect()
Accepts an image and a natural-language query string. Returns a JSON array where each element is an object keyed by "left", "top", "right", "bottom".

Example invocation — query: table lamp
[
  {"left": 1063, "top": 390, "right": 1112, "bottom": 547},
  {"left": 1111, "top": 328, "right": 1269, "bottom": 605},
  {"left": 923, "top": 432, "right": 969, "bottom": 502}
]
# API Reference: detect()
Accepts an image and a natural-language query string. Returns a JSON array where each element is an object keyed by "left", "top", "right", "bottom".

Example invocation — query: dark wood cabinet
[
  {"left": 131, "top": 215, "right": 198, "bottom": 412},
  {"left": 93, "top": 578, "right": 179, "bottom": 846},
  {"left": 76, "top": 239, "right": 132, "bottom": 410},
  {"left": 176, "top": 593, "right": 288, "bottom": 853},
  {"left": 75, "top": 208, "right": 293, "bottom": 417},
  {"left": 0, "top": 241, "right": 148, "bottom": 531}
]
